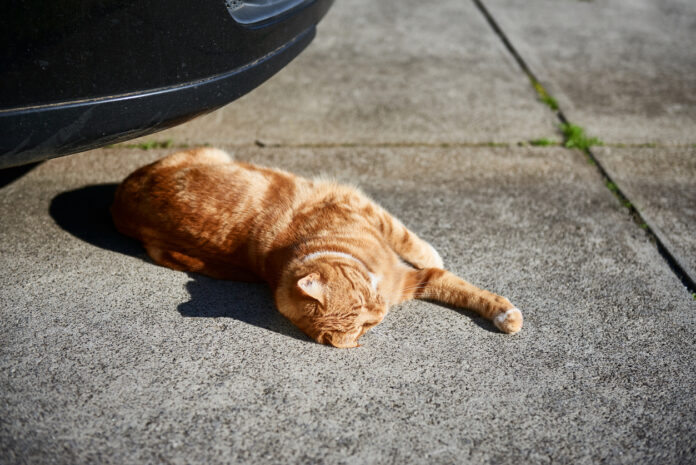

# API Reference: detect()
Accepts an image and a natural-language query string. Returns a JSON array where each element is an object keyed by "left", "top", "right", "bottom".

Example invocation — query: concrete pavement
[
  {"left": 484, "top": 0, "right": 696, "bottom": 145},
  {"left": 594, "top": 146, "right": 696, "bottom": 286},
  {"left": 125, "top": 0, "right": 558, "bottom": 147},
  {"left": 2, "top": 1, "right": 695, "bottom": 464}
]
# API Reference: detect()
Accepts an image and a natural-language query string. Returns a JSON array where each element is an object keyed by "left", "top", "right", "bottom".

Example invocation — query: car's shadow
[
  {"left": 0, "top": 162, "right": 41, "bottom": 189},
  {"left": 49, "top": 183, "right": 308, "bottom": 342}
]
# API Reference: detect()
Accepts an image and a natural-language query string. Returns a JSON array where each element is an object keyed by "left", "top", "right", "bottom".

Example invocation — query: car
[{"left": 0, "top": 0, "right": 334, "bottom": 168}]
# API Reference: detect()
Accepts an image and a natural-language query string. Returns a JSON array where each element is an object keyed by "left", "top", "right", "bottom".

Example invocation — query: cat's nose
[{"left": 324, "top": 331, "right": 360, "bottom": 349}]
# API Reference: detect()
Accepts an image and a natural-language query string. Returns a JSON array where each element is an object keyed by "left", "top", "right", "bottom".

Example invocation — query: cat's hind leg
[
  {"left": 145, "top": 245, "right": 205, "bottom": 272},
  {"left": 144, "top": 245, "right": 261, "bottom": 281},
  {"left": 399, "top": 267, "right": 523, "bottom": 333},
  {"left": 369, "top": 205, "right": 443, "bottom": 269}
]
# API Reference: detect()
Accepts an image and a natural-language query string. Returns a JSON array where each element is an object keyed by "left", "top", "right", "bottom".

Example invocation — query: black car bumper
[{"left": 0, "top": 0, "right": 333, "bottom": 168}]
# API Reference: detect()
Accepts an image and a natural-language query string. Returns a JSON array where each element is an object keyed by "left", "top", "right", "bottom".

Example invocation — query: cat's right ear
[{"left": 297, "top": 273, "right": 325, "bottom": 303}]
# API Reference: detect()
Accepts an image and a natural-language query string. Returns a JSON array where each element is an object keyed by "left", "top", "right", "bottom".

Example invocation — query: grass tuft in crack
[
  {"left": 560, "top": 123, "right": 603, "bottom": 150},
  {"left": 606, "top": 181, "right": 633, "bottom": 208},
  {"left": 529, "top": 138, "right": 558, "bottom": 147},
  {"left": 135, "top": 139, "right": 174, "bottom": 150},
  {"left": 541, "top": 95, "right": 559, "bottom": 111},
  {"left": 109, "top": 139, "right": 177, "bottom": 150},
  {"left": 531, "top": 79, "right": 559, "bottom": 111}
]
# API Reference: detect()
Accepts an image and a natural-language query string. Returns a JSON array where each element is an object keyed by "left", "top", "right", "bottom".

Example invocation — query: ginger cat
[{"left": 111, "top": 148, "right": 522, "bottom": 347}]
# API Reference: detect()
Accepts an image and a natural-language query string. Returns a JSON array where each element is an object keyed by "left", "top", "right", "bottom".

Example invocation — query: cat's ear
[{"left": 297, "top": 273, "right": 325, "bottom": 302}]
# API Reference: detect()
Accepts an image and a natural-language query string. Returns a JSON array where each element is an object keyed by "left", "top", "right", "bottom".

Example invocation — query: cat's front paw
[{"left": 493, "top": 307, "right": 523, "bottom": 334}]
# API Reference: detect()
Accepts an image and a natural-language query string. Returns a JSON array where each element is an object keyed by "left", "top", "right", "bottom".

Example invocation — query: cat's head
[{"left": 276, "top": 258, "right": 387, "bottom": 348}]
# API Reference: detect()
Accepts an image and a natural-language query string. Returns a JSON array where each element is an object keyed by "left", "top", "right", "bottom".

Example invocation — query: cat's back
[
  {"left": 112, "top": 148, "right": 403, "bottom": 282},
  {"left": 112, "top": 148, "right": 304, "bottom": 243},
  {"left": 112, "top": 148, "right": 385, "bottom": 251}
]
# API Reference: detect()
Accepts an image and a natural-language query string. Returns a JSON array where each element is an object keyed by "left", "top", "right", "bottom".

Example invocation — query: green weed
[
  {"left": 560, "top": 123, "right": 603, "bottom": 151},
  {"left": 529, "top": 138, "right": 556, "bottom": 147},
  {"left": 135, "top": 139, "right": 174, "bottom": 150},
  {"left": 530, "top": 79, "right": 559, "bottom": 111},
  {"left": 605, "top": 180, "right": 634, "bottom": 209},
  {"left": 541, "top": 95, "right": 559, "bottom": 111}
]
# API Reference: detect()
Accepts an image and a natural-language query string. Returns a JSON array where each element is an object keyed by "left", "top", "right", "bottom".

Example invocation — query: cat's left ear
[{"left": 297, "top": 273, "right": 325, "bottom": 303}]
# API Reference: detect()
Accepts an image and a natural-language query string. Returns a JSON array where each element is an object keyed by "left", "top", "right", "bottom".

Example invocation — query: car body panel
[{"left": 0, "top": 0, "right": 333, "bottom": 167}]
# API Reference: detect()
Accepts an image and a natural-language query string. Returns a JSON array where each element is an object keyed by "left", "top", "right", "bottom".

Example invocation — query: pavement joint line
[
  {"left": 109, "top": 141, "right": 544, "bottom": 150},
  {"left": 108, "top": 140, "right": 696, "bottom": 151},
  {"left": 583, "top": 145, "right": 696, "bottom": 294},
  {"left": 473, "top": 0, "right": 696, "bottom": 295},
  {"left": 603, "top": 142, "right": 696, "bottom": 149},
  {"left": 253, "top": 140, "right": 512, "bottom": 148}
]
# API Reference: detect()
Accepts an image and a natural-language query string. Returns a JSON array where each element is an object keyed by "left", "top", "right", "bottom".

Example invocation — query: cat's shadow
[
  {"left": 429, "top": 301, "right": 499, "bottom": 333},
  {"left": 178, "top": 274, "right": 306, "bottom": 341},
  {"left": 49, "top": 183, "right": 307, "bottom": 342}
]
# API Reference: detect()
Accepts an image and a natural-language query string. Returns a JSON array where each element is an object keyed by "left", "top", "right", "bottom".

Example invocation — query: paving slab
[
  {"left": 483, "top": 0, "right": 696, "bottom": 144},
  {"left": 1, "top": 145, "right": 694, "bottom": 464},
  {"left": 594, "top": 146, "right": 696, "bottom": 285},
  {"left": 124, "top": 0, "right": 557, "bottom": 147}
]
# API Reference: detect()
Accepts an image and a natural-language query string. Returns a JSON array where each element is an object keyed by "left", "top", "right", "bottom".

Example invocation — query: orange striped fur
[{"left": 111, "top": 148, "right": 522, "bottom": 348}]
